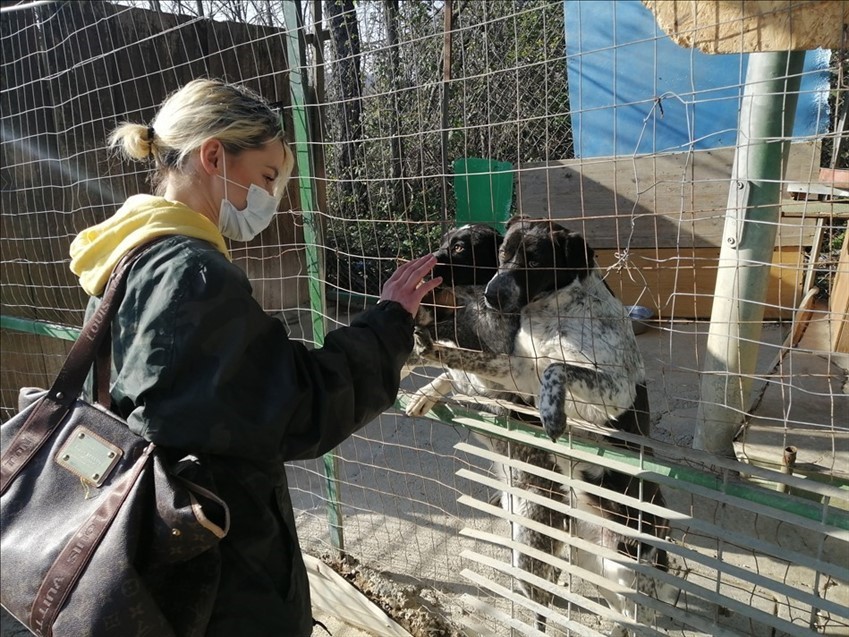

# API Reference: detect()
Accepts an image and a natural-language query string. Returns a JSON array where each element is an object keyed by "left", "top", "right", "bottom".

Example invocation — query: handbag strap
[
  {"left": 0, "top": 237, "right": 169, "bottom": 495},
  {"left": 94, "top": 329, "right": 112, "bottom": 406}
]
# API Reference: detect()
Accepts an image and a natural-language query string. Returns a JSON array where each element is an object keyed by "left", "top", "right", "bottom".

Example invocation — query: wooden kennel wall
[{"left": 515, "top": 143, "right": 830, "bottom": 320}]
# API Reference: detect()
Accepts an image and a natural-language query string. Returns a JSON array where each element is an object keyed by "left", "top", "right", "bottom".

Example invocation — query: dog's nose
[
  {"left": 484, "top": 285, "right": 501, "bottom": 311},
  {"left": 485, "top": 275, "right": 521, "bottom": 313}
]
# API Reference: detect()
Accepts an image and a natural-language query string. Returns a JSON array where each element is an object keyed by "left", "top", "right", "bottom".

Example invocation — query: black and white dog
[
  {"left": 414, "top": 217, "right": 671, "bottom": 635},
  {"left": 414, "top": 223, "right": 512, "bottom": 352}
]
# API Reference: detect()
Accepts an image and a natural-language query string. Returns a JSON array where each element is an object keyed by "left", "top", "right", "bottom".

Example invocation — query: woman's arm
[{"left": 109, "top": 238, "right": 436, "bottom": 463}]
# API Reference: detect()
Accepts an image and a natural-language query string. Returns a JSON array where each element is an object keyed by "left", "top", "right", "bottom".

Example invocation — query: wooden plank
[
  {"left": 781, "top": 201, "right": 849, "bottom": 219},
  {"left": 516, "top": 143, "right": 819, "bottom": 249},
  {"left": 830, "top": 237, "right": 849, "bottom": 353},
  {"left": 598, "top": 246, "right": 804, "bottom": 320},
  {"left": 786, "top": 182, "right": 849, "bottom": 199},
  {"left": 644, "top": 1, "right": 848, "bottom": 54},
  {"left": 304, "top": 555, "right": 413, "bottom": 637}
]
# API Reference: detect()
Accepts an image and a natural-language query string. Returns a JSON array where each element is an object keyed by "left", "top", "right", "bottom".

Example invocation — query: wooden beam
[
  {"left": 643, "top": 1, "right": 848, "bottom": 54},
  {"left": 598, "top": 246, "right": 804, "bottom": 320},
  {"left": 516, "top": 143, "right": 820, "bottom": 249}
]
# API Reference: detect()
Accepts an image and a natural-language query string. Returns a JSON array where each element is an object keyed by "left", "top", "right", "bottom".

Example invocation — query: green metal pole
[
  {"left": 282, "top": 0, "right": 325, "bottom": 344},
  {"left": 282, "top": 0, "right": 345, "bottom": 554},
  {"left": 694, "top": 51, "right": 806, "bottom": 457}
]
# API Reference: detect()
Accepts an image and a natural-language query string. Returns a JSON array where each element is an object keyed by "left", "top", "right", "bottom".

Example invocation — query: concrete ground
[{"left": 293, "top": 301, "right": 848, "bottom": 637}]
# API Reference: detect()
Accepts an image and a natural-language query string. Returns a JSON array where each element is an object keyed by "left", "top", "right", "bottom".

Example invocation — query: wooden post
[{"left": 830, "top": 232, "right": 849, "bottom": 353}]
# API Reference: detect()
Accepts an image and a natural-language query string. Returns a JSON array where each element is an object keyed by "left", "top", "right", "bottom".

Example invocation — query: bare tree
[
  {"left": 325, "top": 0, "right": 364, "bottom": 211},
  {"left": 384, "top": 0, "right": 405, "bottom": 210}
]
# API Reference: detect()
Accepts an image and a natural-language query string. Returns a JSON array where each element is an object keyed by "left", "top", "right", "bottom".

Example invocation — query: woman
[{"left": 68, "top": 78, "right": 441, "bottom": 636}]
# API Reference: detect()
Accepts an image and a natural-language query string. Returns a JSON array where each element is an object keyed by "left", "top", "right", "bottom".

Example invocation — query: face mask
[{"left": 217, "top": 158, "right": 279, "bottom": 242}]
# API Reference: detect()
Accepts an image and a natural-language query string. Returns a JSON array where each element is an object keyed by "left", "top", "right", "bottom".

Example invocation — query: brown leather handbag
[{"left": 0, "top": 241, "right": 230, "bottom": 637}]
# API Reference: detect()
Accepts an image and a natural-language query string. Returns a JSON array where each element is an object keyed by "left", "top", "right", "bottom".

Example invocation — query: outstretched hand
[{"left": 379, "top": 255, "right": 442, "bottom": 317}]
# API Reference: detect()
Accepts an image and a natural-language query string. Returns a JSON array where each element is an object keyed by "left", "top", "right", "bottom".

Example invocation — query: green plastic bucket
[{"left": 453, "top": 157, "right": 513, "bottom": 231}]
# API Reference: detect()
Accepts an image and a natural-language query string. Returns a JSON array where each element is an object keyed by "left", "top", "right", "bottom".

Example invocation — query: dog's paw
[
  {"left": 404, "top": 388, "right": 441, "bottom": 417},
  {"left": 539, "top": 365, "right": 568, "bottom": 441},
  {"left": 539, "top": 390, "right": 566, "bottom": 441},
  {"left": 542, "top": 414, "right": 566, "bottom": 442}
]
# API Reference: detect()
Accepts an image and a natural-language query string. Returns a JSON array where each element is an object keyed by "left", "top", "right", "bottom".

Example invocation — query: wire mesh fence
[{"left": 1, "top": 1, "right": 847, "bottom": 636}]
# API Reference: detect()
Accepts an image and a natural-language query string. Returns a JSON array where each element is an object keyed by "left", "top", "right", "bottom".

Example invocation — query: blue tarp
[{"left": 564, "top": 0, "right": 831, "bottom": 158}]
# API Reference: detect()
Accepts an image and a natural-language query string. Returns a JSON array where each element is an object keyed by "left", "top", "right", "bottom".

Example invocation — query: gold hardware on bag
[{"left": 55, "top": 426, "right": 123, "bottom": 488}]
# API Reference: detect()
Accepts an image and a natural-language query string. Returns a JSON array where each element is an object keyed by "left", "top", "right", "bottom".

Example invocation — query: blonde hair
[{"left": 109, "top": 78, "right": 294, "bottom": 196}]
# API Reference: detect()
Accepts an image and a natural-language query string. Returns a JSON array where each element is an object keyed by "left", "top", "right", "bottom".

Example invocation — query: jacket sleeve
[{"left": 108, "top": 238, "right": 414, "bottom": 463}]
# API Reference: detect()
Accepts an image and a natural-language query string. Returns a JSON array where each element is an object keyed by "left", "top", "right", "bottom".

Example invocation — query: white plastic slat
[
  {"left": 453, "top": 599, "right": 501, "bottom": 637},
  {"left": 458, "top": 494, "right": 685, "bottom": 615},
  {"left": 461, "top": 549, "right": 662, "bottom": 637},
  {"left": 456, "top": 593, "right": 549, "bottom": 637},
  {"left": 457, "top": 493, "right": 839, "bottom": 637},
  {"left": 459, "top": 568, "right": 606, "bottom": 637},
  {"left": 443, "top": 411, "right": 849, "bottom": 506},
  {"left": 456, "top": 467, "right": 676, "bottom": 567},
  {"left": 456, "top": 466, "right": 849, "bottom": 619},
  {"left": 455, "top": 437, "right": 848, "bottom": 542},
  {"left": 456, "top": 440, "right": 849, "bottom": 584},
  {"left": 460, "top": 528, "right": 788, "bottom": 637},
  {"left": 456, "top": 446, "right": 675, "bottom": 521}
]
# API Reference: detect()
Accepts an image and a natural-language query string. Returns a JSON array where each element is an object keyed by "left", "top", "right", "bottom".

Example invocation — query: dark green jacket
[{"left": 87, "top": 236, "right": 414, "bottom": 636}]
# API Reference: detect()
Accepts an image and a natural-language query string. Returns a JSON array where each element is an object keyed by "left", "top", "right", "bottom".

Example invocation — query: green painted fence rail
[
  {"left": 1, "top": 314, "right": 80, "bottom": 341},
  {"left": 395, "top": 395, "right": 849, "bottom": 532}
]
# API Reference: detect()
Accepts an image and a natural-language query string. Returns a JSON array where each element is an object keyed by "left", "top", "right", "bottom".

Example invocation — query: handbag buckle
[{"left": 55, "top": 426, "right": 123, "bottom": 488}]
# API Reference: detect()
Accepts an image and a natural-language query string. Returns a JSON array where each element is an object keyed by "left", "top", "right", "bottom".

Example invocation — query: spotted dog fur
[
  {"left": 489, "top": 442, "right": 571, "bottom": 633},
  {"left": 415, "top": 218, "right": 672, "bottom": 635}
]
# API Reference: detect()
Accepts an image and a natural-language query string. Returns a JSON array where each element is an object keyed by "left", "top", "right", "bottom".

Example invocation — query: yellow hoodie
[{"left": 69, "top": 195, "right": 231, "bottom": 296}]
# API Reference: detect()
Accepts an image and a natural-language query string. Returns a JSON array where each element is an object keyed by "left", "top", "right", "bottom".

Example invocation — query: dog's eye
[
  {"left": 528, "top": 260, "right": 540, "bottom": 268},
  {"left": 452, "top": 244, "right": 465, "bottom": 253}
]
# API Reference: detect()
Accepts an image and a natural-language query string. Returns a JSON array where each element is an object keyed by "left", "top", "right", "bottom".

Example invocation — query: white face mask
[{"left": 218, "top": 158, "right": 279, "bottom": 242}]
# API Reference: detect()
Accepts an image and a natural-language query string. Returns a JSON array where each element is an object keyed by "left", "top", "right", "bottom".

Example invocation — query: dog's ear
[
  {"left": 505, "top": 214, "right": 529, "bottom": 230},
  {"left": 564, "top": 231, "right": 594, "bottom": 275},
  {"left": 478, "top": 223, "right": 504, "bottom": 246}
]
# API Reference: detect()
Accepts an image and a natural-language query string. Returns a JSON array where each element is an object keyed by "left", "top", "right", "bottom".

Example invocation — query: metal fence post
[{"left": 282, "top": 0, "right": 345, "bottom": 554}]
